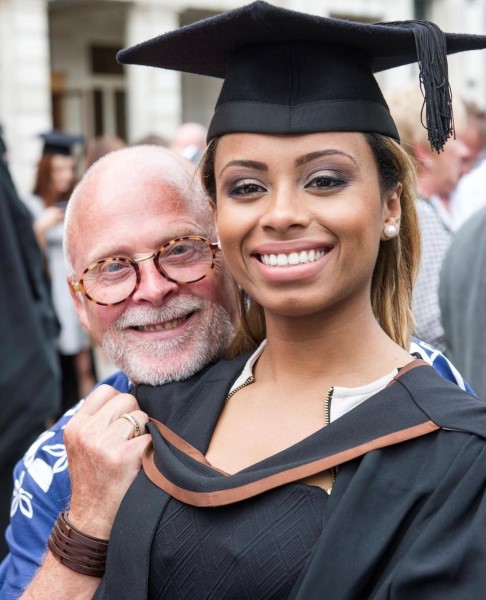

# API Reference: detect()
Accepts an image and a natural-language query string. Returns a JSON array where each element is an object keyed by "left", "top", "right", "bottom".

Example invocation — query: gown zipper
[
  {"left": 226, "top": 376, "right": 254, "bottom": 401},
  {"left": 324, "top": 386, "right": 336, "bottom": 493}
]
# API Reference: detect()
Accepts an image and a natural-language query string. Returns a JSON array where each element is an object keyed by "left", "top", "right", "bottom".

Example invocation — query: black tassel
[{"left": 386, "top": 20, "right": 455, "bottom": 153}]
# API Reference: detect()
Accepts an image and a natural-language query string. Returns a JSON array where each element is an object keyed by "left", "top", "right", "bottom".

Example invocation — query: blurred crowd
[{"left": 385, "top": 88, "right": 486, "bottom": 397}]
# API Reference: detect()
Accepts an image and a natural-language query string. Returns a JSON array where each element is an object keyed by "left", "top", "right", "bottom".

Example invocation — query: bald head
[{"left": 64, "top": 145, "right": 214, "bottom": 272}]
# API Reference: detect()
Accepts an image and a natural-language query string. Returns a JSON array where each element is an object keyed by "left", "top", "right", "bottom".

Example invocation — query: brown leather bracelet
[{"left": 47, "top": 511, "right": 109, "bottom": 577}]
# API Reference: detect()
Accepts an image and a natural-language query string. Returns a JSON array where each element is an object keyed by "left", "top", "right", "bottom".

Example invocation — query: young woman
[
  {"left": 23, "top": 131, "right": 96, "bottom": 413},
  {"left": 41, "top": 4, "right": 486, "bottom": 599}
]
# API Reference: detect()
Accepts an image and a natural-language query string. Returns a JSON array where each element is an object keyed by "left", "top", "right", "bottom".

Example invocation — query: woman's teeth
[{"left": 259, "top": 248, "right": 328, "bottom": 267}]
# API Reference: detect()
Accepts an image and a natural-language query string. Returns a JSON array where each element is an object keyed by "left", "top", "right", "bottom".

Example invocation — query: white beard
[{"left": 101, "top": 295, "right": 234, "bottom": 385}]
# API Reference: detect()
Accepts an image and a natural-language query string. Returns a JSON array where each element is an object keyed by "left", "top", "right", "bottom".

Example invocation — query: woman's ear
[{"left": 381, "top": 183, "right": 402, "bottom": 240}]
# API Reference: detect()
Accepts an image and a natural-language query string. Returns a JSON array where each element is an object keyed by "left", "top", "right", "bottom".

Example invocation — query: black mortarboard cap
[
  {"left": 39, "top": 130, "right": 84, "bottom": 156},
  {"left": 117, "top": 1, "right": 486, "bottom": 152}
]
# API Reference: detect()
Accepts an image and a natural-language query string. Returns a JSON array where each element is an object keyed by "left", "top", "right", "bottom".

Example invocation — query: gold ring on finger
[{"left": 119, "top": 412, "right": 141, "bottom": 438}]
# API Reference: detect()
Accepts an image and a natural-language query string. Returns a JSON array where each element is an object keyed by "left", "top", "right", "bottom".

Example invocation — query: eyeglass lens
[{"left": 81, "top": 238, "right": 214, "bottom": 304}]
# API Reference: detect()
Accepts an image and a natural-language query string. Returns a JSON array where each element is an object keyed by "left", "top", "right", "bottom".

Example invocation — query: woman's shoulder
[{"left": 398, "top": 363, "right": 486, "bottom": 441}]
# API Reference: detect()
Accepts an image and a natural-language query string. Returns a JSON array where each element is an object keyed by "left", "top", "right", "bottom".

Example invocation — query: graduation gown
[
  {"left": 94, "top": 355, "right": 486, "bottom": 599},
  {"left": 0, "top": 158, "right": 60, "bottom": 470},
  {"left": 0, "top": 157, "right": 60, "bottom": 558}
]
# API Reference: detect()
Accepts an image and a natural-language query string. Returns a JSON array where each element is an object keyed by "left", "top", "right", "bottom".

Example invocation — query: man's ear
[
  {"left": 67, "top": 275, "right": 90, "bottom": 330},
  {"left": 380, "top": 183, "right": 402, "bottom": 241}
]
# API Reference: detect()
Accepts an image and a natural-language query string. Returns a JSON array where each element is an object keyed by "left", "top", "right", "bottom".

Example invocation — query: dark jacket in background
[
  {"left": 439, "top": 205, "right": 486, "bottom": 401},
  {"left": 0, "top": 152, "right": 60, "bottom": 557}
]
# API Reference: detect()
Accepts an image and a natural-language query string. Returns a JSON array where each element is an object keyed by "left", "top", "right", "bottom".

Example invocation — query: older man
[
  {"left": 0, "top": 145, "right": 237, "bottom": 599},
  {"left": 0, "top": 146, "right": 473, "bottom": 600}
]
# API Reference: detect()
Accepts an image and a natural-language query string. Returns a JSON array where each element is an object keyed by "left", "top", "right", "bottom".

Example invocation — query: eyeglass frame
[{"left": 71, "top": 235, "right": 220, "bottom": 306}]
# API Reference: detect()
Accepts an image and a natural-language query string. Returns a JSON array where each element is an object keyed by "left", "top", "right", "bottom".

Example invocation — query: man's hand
[{"left": 64, "top": 384, "right": 150, "bottom": 538}]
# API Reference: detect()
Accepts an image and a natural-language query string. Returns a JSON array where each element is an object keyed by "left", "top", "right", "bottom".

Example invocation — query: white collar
[{"left": 228, "top": 340, "right": 397, "bottom": 422}]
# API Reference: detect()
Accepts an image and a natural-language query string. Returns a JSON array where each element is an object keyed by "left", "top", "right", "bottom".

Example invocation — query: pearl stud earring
[{"left": 384, "top": 224, "right": 398, "bottom": 238}]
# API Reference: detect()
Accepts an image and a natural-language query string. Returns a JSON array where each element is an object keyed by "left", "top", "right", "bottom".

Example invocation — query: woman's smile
[
  {"left": 257, "top": 245, "right": 333, "bottom": 267},
  {"left": 251, "top": 244, "right": 335, "bottom": 285}
]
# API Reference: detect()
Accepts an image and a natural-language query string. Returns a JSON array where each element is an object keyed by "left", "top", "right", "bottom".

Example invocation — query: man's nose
[{"left": 130, "top": 258, "right": 179, "bottom": 305}]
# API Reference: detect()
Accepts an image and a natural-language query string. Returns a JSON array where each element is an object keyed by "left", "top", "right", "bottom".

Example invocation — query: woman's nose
[{"left": 259, "top": 188, "right": 311, "bottom": 232}]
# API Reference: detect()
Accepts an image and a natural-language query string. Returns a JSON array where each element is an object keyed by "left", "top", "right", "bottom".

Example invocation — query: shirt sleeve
[
  {"left": 409, "top": 337, "right": 475, "bottom": 395},
  {"left": 0, "top": 371, "right": 129, "bottom": 599}
]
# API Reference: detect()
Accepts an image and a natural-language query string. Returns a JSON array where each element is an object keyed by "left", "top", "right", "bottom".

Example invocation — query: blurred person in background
[
  {"left": 22, "top": 131, "right": 96, "bottom": 414},
  {"left": 450, "top": 100, "right": 486, "bottom": 229},
  {"left": 169, "top": 121, "right": 207, "bottom": 164},
  {"left": 85, "top": 134, "right": 126, "bottom": 169},
  {"left": 440, "top": 205, "right": 486, "bottom": 399},
  {"left": 386, "top": 86, "right": 471, "bottom": 353},
  {"left": 0, "top": 127, "right": 60, "bottom": 560},
  {"left": 134, "top": 133, "right": 168, "bottom": 147},
  {"left": 456, "top": 99, "right": 486, "bottom": 172}
]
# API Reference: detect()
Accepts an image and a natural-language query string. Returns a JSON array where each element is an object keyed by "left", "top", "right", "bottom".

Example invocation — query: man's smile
[{"left": 131, "top": 314, "right": 194, "bottom": 332}]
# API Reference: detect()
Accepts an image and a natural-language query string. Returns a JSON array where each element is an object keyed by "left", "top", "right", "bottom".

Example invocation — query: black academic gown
[
  {"left": 0, "top": 158, "right": 60, "bottom": 465},
  {"left": 94, "top": 356, "right": 486, "bottom": 600},
  {"left": 0, "top": 157, "right": 60, "bottom": 554}
]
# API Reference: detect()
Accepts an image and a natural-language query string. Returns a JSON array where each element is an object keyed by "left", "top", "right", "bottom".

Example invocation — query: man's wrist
[{"left": 47, "top": 512, "right": 109, "bottom": 578}]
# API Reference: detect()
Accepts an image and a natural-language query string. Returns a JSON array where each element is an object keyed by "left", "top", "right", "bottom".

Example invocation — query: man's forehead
[
  {"left": 73, "top": 188, "right": 212, "bottom": 266},
  {"left": 75, "top": 166, "right": 202, "bottom": 227},
  {"left": 94, "top": 171, "right": 187, "bottom": 205},
  {"left": 81, "top": 210, "right": 207, "bottom": 257}
]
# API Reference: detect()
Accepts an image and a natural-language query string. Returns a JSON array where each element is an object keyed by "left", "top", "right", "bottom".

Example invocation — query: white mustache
[{"left": 113, "top": 296, "right": 207, "bottom": 330}]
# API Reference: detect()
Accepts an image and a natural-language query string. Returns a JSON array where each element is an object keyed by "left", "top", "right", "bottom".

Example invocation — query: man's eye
[
  {"left": 98, "top": 261, "right": 132, "bottom": 282},
  {"left": 170, "top": 244, "right": 190, "bottom": 256},
  {"left": 104, "top": 262, "right": 126, "bottom": 273}
]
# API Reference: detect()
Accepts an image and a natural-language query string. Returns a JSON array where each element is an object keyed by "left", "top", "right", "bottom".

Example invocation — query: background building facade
[{"left": 0, "top": 0, "right": 485, "bottom": 194}]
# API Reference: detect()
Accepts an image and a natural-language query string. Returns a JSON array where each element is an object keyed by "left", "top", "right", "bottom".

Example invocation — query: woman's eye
[
  {"left": 305, "top": 175, "right": 344, "bottom": 190},
  {"left": 229, "top": 182, "right": 266, "bottom": 196}
]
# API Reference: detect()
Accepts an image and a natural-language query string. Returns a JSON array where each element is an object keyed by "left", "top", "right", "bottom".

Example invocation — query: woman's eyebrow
[
  {"left": 295, "top": 149, "right": 358, "bottom": 167},
  {"left": 218, "top": 160, "right": 268, "bottom": 178}
]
